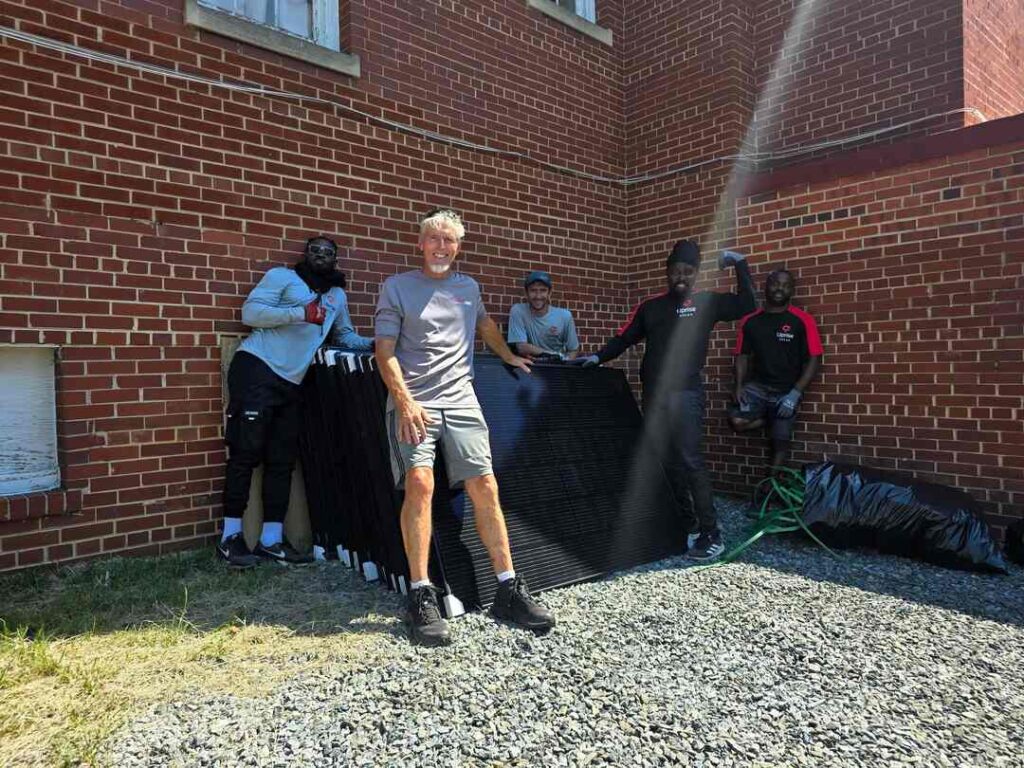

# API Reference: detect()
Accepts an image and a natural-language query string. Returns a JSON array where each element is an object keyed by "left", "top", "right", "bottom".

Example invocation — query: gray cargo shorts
[{"left": 386, "top": 406, "right": 494, "bottom": 488}]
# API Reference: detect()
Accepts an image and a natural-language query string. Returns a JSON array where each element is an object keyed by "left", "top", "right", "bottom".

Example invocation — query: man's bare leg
[
  {"left": 464, "top": 473, "right": 513, "bottom": 574},
  {"left": 464, "top": 472, "right": 554, "bottom": 631},
  {"left": 401, "top": 466, "right": 435, "bottom": 583}
]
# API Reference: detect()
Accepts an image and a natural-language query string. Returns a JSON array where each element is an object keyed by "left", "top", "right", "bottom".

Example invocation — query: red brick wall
[
  {"left": 964, "top": 0, "right": 1024, "bottom": 123},
  {"left": 2, "top": 0, "right": 1021, "bottom": 569},
  {"left": 0, "top": 0, "right": 629, "bottom": 570},
  {"left": 751, "top": 0, "right": 966, "bottom": 158},
  {"left": 710, "top": 116, "right": 1024, "bottom": 533}
]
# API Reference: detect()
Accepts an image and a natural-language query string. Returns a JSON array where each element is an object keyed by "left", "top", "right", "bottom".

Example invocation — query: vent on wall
[{"left": 0, "top": 346, "right": 60, "bottom": 496}]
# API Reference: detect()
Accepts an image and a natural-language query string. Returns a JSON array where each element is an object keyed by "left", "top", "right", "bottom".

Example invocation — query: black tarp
[{"left": 802, "top": 461, "right": 1007, "bottom": 573}]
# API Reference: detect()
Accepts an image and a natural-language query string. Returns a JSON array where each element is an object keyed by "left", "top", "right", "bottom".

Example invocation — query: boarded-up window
[{"left": 0, "top": 346, "right": 60, "bottom": 496}]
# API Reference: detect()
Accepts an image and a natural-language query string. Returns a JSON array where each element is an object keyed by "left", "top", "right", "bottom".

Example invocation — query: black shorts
[{"left": 728, "top": 382, "right": 797, "bottom": 441}]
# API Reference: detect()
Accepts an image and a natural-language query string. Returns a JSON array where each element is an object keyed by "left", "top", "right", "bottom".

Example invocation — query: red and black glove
[{"left": 304, "top": 299, "right": 326, "bottom": 325}]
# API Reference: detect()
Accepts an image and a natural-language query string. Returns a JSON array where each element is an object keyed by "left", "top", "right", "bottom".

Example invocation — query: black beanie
[{"left": 667, "top": 239, "right": 700, "bottom": 268}]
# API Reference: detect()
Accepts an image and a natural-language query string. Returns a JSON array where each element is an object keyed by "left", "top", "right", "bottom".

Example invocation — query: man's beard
[{"left": 428, "top": 262, "right": 451, "bottom": 275}]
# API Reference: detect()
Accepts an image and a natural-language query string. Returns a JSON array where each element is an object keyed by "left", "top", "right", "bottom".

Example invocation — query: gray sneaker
[{"left": 408, "top": 585, "right": 451, "bottom": 647}]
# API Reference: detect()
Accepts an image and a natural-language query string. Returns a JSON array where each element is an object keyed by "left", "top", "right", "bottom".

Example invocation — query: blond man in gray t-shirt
[{"left": 375, "top": 209, "right": 556, "bottom": 646}]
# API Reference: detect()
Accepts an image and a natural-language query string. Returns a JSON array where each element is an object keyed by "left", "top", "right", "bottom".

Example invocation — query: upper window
[
  {"left": 186, "top": 0, "right": 359, "bottom": 77},
  {"left": 198, "top": 0, "right": 340, "bottom": 50},
  {"left": 0, "top": 346, "right": 60, "bottom": 496},
  {"left": 558, "top": 0, "right": 596, "bottom": 24},
  {"left": 526, "top": 0, "right": 611, "bottom": 46}
]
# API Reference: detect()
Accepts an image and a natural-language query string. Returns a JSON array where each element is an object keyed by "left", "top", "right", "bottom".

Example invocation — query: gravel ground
[{"left": 105, "top": 499, "right": 1024, "bottom": 767}]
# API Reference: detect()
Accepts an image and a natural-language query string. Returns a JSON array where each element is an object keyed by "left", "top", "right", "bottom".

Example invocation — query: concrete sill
[
  {"left": 526, "top": 0, "right": 613, "bottom": 46},
  {"left": 185, "top": 0, "right": 361, "bottom": 78}
]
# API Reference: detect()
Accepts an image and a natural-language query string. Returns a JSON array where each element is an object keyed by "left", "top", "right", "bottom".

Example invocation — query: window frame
[
  {"left": 185, "top": 0, "right": 360, "bottom": 77},
  {"left": 0, "top": 344, "right": 61, "bottom": 498},
  {"left": 526, "top": 0, "right": 612, "bottom": 46}
]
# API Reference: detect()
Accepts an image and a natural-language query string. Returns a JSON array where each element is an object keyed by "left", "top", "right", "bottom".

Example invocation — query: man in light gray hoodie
[{"left": 218, "top": 236, "right": 371, "bottom": 568}]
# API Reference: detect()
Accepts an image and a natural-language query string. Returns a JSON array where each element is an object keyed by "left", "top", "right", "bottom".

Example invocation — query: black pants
[
  {"left": 222, "top": 352, "right": 301, "bottom": 524},
  {"left": 643, "top": 388, "right": 717, "bottom": 534}
]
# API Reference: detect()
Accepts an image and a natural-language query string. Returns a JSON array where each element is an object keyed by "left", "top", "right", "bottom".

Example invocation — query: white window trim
[
  {"left": 526, "top": 0, "right": 613, "bottom": 46},
  {"left": 185, "top": 0, "right": 360, "bottom": 78}
]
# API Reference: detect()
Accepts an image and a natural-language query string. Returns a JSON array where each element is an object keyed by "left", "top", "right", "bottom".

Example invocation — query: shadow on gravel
[
  {"left": 714, "top": 498, "right": 1024, "bottom": 630},
  {"left": 0, "top": 548, "right": 408, "bottom": 640}
]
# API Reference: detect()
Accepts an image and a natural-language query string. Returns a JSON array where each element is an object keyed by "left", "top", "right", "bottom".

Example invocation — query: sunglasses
[{"left": 307, "top": 244, "right": 337, "bottom": 258}]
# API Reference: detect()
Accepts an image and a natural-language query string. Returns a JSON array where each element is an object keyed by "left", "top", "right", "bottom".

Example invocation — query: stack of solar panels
[
  {"left": 299, "top": 350, "right": 413, "bottom": 593},
  {"left": 299, "top": 350, "right": 685, "bottom": 615}
]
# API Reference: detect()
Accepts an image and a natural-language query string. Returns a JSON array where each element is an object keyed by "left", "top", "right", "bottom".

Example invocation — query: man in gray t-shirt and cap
[
  {"left": 374, "top": 208, "right": 555, "bottom": 646},
  {"left": 507, "top": 270, "right": 579, "bottom": 360}
]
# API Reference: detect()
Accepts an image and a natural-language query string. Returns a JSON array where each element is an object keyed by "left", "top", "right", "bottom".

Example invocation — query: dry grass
[{"left": 0, "top": 550, "right": 403, "bottom": 767}]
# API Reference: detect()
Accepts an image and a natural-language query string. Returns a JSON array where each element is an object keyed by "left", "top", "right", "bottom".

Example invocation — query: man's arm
[
  {"left": 374, "top": 337, "right": 433, "bottom": 445},
  {"left": 563, "top": 313, "right": 580, "bottom": 360},
  {"left": 775, "top": 353, "right": 821, "bottom": 419},
  {"left": 241, "top": 269, "right": 306, "bottom": 328},
  {"left": 479, "top": 315, "right": 532, "bottom": 374},
  {"left": 791, "top": 308, "right": 824, "bottom": 394},
  {"left": 330, "top": 293, "right": 373, "bottom": 351},
  {"left": 514, "top": 341, "right": 550, "bottom": 358},
  {"left": 592, "top": 301, "right": 647, "bottom": 363},
  {"left": 794, "top": 355, "right": 822, "bottom": 394},
  {"left": 715, "top": 259, "right": 757, "bottom": 322}
]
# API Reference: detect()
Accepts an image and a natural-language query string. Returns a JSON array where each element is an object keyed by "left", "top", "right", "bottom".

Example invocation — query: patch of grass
[{"left": 0, "top": 550, "right": 403, "bottom": 767}]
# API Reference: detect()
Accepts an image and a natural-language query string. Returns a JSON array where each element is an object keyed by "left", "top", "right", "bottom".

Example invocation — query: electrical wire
[{"left": 0, "top": 25, "right": 988, "bottom": 187}]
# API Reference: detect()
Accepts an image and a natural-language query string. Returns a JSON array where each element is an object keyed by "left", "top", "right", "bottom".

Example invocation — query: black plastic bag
[{"left": 802, "top": 462, "right": 1007, "bottom": 573}]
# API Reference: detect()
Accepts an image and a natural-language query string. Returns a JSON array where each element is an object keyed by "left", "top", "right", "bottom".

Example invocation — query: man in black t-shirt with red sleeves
[{"left": 729, "top": 269, "right": 823, "bottom": 473}]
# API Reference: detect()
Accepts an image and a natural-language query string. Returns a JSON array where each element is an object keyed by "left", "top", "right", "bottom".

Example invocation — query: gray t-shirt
[
  {"left": 506, "top": 304, "right": 579, "bottom": 355},
  {"left": 375, "top": 270, "right": 487, "bottom": 408}
]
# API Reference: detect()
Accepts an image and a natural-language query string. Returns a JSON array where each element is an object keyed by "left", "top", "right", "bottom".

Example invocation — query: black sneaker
[
  {"left": 490, "top": 577, "right": 555, "bottom": 632},
  {"left": 686, "top": 529, "right": 725, "bottom": 562},
  {"left": 408, "top": 585, "right": 451, "bottom": 647},
  {"left": 254, "top": 541, "right": 315, "bottom": 565},
  {"left": 216, "top": 533, "right": 260, "bottom": 569}
]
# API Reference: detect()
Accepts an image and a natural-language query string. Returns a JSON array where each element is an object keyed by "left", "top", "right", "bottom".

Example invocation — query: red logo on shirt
[{"left": 781, "top": 324, "right": 791, "bottom": 332}]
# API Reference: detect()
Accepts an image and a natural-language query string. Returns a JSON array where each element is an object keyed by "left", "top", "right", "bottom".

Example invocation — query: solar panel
[{"left": 299, "top": 351, "right": 686, "bottom": 613}]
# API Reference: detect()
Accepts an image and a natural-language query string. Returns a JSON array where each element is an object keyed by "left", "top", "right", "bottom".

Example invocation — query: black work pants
[
  {"left": 643, "top": 387, "right": 717, "bottom": 534},
  {"left": 222, "top": 351, "right": 301, "bottom": 524}
]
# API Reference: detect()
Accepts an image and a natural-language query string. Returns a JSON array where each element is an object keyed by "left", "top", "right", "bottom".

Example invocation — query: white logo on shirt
[{"left": 676, "top": 299, "right": 697, "bottom": 318}]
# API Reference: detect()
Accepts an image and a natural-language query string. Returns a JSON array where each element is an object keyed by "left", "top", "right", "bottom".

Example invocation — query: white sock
[
  {"left": 260, "top": 521, "right": 284, "bottom": 547},
  {"left": 410, "top": 579, "right": 432, "bottom": 590},
  {"left": 496, "top": 570, "right": 516, "bottom": 583},
  {"left": 221, "top": 517, "right": 242, "bottom": 542}
]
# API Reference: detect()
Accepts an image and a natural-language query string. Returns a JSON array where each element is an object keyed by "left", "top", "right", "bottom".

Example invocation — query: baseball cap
[{"left": 524, "top": 270, "right": 552, "bottom": 289}]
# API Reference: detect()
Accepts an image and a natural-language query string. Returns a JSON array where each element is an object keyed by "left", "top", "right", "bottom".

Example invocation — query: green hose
[{"left": 692, "top": 467, "right": 837, "bottom": 571}]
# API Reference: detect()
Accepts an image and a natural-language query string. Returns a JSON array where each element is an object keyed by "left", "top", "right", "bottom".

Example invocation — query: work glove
[
  {"left": 718, "top": 250, "right": 746, "bottom": 269},
  {"left": 304, "top": 299, "right": 327, "bottom": 325},
  {"left": 775, "top": 388, "right": 802, "bottom": 418}
]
